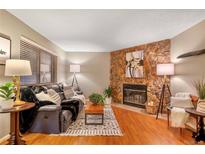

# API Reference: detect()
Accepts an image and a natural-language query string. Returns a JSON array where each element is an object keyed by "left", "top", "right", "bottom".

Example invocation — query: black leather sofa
[{"left": 20, "top": 83, "right": 84, "bottom": 134}]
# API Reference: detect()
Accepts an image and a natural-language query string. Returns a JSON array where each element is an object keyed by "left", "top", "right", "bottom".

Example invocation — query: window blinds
[
  {"left": 20, "top": 40, "right": 40, "bottom": 84},
  {"left": 20, "top": 39, "right": 57, "bottom": 85}
]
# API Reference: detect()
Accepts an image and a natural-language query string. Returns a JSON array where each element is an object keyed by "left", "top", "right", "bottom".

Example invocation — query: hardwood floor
[{"left": 21, "top": 106, "right": 200, "bottom": 145}]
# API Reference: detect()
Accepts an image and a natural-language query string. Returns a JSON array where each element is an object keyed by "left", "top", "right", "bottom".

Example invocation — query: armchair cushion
[
  {"left": 170, "top": 92, "right": 193, "bottom": 108},
  {"left": 171, "top": 97, "right": 193, "bottom": 108},
  {"left": 171, "top": 107, "right": 189, "bottom": 128}
]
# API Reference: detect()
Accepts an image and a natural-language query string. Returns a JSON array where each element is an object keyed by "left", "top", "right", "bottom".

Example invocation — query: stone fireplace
[
  {"left": 123, "top": 84, "right": 147, "bottom": 108},
  {"left": 110, "top": 39, "right": 171, "bottom": 107}
]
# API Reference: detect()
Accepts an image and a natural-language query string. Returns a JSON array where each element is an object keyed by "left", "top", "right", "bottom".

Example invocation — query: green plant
[
  {"left": 193, "top": 78, "right": 205, "bottom": 100},
  {"left": 89, "top": 93, "right": 104, "bottom": 104},
  {"left": 104, "top": 86, "right": 112, "bottom": 98},
  {"left": 0, "top": 82, "right": 14, "bottom": 100}
]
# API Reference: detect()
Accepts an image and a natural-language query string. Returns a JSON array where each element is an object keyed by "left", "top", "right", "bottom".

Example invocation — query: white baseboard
[{"left": 0, "top": 134, "right": 10, "bottom": 144}]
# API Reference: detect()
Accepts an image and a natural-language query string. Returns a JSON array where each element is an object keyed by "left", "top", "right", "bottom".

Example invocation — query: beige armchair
[
  {"left": 167, "top": 92, "right": 194, "bottom": 128},
  {"left": 167, "top": 93, "right": 203, "bottom": 137}
]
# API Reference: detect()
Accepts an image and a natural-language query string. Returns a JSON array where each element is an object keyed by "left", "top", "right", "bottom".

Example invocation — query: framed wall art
[
  {"left": 0, "top": 35, "right": 11, "bottom": 65},
  {"left": 126, "top": 50, "right": 144, "bottom": 78}
]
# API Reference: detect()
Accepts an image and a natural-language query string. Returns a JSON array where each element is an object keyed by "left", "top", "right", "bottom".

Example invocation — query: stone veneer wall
[{"left": 110, "top": 39, "right": 171, "bottom": 104}]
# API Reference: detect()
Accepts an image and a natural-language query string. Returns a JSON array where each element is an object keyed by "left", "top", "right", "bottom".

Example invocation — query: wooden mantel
[{"left": 177, "top": 49, "right": 205, "bottom": 58}]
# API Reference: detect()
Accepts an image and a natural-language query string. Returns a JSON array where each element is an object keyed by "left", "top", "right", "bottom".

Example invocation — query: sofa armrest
[
  {"left": 75, "top": 91, "right": 83, "bottom": 95},
  {"left": 38, "top": 105, "right": 61, "bottom": 112},
  {"left": 37, "top": 100, "right": 56, "bottom": 106},
  {"left": 31, "top": 105, "right": 61, "bottom": 134},
  {"left": 61, "top": 99, "right": 79, "bottom": 105}
]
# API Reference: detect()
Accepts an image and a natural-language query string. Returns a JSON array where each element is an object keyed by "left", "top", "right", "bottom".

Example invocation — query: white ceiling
[{"left": 8, "top": 9, "right": 205, "bottom": 52}]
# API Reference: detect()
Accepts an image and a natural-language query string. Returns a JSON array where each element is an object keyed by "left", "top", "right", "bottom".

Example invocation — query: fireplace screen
[{"left": 123, "top": 84, "right": 147, "bottom": 108}]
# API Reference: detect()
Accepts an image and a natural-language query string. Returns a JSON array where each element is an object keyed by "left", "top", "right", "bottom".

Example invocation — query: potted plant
[
  {"left": 0, "top": 82, "right": 15, "bottom": 109},
  {"left": 89, "top": 93, "right": 104, "bottom": 105},
  {"left": 104, "top": 86, "right": 112, "bottom": 105},
  {"left": 193, "top": 78, "right": 205, "bottom": 112}
]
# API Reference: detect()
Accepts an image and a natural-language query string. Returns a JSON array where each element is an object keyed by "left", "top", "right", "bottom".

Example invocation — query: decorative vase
[
  {"left": 196, "top": 99, "right": 205, "bottom": 113},
  {"left": 105, "top": 97, "right": 112, "bottom": 105},
  {"left": 0, "top": 99, "right": 14, "bottom": 110}
]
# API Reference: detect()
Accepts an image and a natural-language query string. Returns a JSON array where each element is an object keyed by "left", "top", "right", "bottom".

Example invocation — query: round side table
[
  {"left": 0, "top": 102, "right": 35, "bottom": 145},
  {"left": 186, "top": 108, "right": 205, "bottom": 143}
]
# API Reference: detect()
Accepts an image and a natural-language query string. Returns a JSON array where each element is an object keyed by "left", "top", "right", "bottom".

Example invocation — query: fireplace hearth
[{"left": 123, "top": 84, "right": 147, "bottom": 108}]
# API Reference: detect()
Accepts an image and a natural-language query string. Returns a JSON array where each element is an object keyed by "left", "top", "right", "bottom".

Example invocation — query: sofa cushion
[
  {"left": 47, "top": 89, "right": 61, "bottom": 106},
  {"left": 36, "top": 91, "right": 54, "bottom": 103},
  {"left": 32, "top": 86, "right": 47, "bottom": 94},
  {"left": 63, "top": 86, "right": 75, "bottom": 99},
  {"left": 46, "top": 84, "right": 62, "bottom": 93}
]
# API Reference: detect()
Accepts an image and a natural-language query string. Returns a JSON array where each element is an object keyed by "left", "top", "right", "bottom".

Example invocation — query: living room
[{"left": 1, "top": 0, "right": 205, "bottom": 153}]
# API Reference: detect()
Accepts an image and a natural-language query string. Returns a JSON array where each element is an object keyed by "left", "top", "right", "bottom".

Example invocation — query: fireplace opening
[{"left": 123, "top": 84, "right": 147, "bottom": 108}]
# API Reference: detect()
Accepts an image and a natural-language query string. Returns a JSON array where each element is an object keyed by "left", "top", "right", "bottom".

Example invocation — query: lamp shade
[
  {"left": 157, "top": 63, "right": 174, "bottom": 76},
  {"left": 5, "top": 59, "right": 32, "bottom": 76},
  {"left": 70, "top": 64, "right": 80, "bottom": 73}
]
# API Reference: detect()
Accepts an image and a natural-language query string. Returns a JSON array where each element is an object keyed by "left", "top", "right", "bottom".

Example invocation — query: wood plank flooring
[{"left": 21, "top": 106, "right": 200, "bottom": 145}]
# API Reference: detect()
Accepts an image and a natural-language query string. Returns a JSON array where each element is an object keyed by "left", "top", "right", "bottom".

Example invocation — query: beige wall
[
  {"left": 66, "top": 52, "right": 110, "bottom": 97},
  {"left": 0, "top": 10, "right": 67, "bottom": 139},
  {"left": 171, "top": 20, "right": 205, "bottom": 95}
]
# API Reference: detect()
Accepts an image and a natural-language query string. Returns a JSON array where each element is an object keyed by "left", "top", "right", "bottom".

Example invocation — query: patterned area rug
[{"left": 58, "top": 107, "right": 123, "bottom": 136}]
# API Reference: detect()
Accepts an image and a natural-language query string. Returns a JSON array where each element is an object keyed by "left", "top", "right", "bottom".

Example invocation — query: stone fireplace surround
[
  {"left": 110, "top": 39, "right": 171, "bottom": 106},
  {"left": 123, "top": 83, "right": 147, "bottom": 108}
]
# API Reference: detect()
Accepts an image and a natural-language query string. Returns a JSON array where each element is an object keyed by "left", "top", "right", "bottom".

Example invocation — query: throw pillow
[
  {"left": 63, "top": 86, "right": 75, "bottom": 99},
  {"left": 35, "top": 91, "right": 54, "bottom": 103},
  {"left": 47, "top": 89, "right": 61, "bottom": 106}
]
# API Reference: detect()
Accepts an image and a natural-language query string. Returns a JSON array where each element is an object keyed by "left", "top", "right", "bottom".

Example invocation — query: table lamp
[
  {"left": 156, "top": 63, "right": 174, "bottom": 119},
  {"left": 5, "top": 59, "right": 32, "bottom": 105},
  {"left": 70, "top": 64, "right": 80, "bottom": 87}
]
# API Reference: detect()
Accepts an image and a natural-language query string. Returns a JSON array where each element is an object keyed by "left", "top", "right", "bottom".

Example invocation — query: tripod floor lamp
[
  {"left": 70, "top": 64, "right": 80, "bottom": 87},
  {"left": 156, "top": 63, "right": 174, "bottom": 119}
]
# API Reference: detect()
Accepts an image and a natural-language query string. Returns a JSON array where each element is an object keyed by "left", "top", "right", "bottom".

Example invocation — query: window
[
  {"left": 20, "top": 38, "right": 57, "bottom": 85},
  {"left": 40, "top": 51, "right": 52, "bottom": 83}
]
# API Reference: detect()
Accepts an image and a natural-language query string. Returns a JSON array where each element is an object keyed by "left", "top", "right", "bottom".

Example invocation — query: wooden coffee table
[{"left": 85, "top": 102, "right": 104, "bottom": 125}]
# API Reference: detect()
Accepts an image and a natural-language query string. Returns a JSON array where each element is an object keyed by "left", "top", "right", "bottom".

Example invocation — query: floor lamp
[
  {"left": 156, "top": 63, "right": 174, "bottom": 119},
  {"left": 70, "top": 64, "right": 80, "bottom": 87},
  {"left": 5, "top": 59, "right": 32, "bottom": 105}
]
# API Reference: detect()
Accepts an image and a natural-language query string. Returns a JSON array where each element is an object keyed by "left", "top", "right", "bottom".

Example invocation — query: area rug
[{"left": 56, "top": 107, "right": 123, "bottom": 136}]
